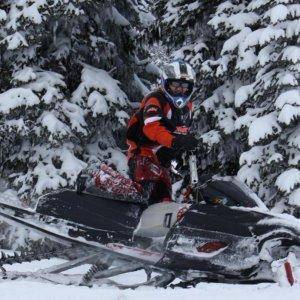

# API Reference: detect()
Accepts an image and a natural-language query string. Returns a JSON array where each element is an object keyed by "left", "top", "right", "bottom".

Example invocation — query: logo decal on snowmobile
[{"left": 163, "top": 213, "right": 173, "bottom": 228}]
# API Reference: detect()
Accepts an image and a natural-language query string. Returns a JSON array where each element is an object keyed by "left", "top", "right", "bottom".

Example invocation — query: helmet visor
[{"left": 166, "top": 79, "right": 194, "bottom": 97}]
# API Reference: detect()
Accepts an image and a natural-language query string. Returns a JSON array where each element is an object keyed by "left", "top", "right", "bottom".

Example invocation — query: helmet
[{"left": 160, "top": 60, "right": 195, "bottom": 109}]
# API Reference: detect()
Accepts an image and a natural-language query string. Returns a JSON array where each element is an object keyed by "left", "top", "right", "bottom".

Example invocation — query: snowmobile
[{"left": 1, "top": 156, "right": 300, "bottom": 288}]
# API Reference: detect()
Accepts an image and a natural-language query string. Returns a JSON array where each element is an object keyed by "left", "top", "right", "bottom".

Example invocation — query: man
[{"left": 126, "top": 60, "right": 198, "bottom": 205}]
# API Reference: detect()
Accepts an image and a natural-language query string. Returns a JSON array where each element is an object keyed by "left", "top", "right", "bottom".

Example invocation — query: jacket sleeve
[{"left": 142, "top": 97, "right": 175, "bottom": 148}]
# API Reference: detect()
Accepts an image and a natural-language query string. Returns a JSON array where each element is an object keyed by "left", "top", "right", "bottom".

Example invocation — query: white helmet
[{"left": 160, "top": 60, "right": 196, "bottom": 108}]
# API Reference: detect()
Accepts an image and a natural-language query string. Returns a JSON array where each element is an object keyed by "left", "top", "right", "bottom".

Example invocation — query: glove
[
  {"left": 156, "top": 147, "right": 177, "bottom": 167},
  {"left": 172, "top": 134, "right": 198, "bottom": 152}
]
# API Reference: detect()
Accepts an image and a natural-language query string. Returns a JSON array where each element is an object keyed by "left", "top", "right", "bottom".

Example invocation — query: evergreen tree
[
  {"left": 203, "top": 0, "right": 300, "bottom": 214},
  {"left": 152, "top": 0, "right": 222, "bottom": 75},
  {"left": 0, "top": 0, "right": 153, "bottom": 202}
]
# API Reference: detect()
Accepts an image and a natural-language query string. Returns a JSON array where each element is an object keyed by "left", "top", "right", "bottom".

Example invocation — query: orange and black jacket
[{"left": 127, "top": 89, "right": 193, "bottom": 161}]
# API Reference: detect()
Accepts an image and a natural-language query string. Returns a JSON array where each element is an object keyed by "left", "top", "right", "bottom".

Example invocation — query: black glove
[
  {"left": 156, "top": 147, "right": 177, "bottom": 167},
  {"left": 172, "top": 134, "right": 198, "bottom": 152}
]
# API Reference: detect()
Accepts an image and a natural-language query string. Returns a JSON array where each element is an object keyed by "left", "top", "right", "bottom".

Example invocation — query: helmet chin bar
[
  {"left": 174, "top": 97, "right": 186, "bottom": 108},
  {"left": 161, "top": 79, "right": 192, "bottom": 109}
]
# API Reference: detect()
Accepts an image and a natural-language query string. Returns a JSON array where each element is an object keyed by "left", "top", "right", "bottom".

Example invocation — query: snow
[
  {"left": 187, "top": 1, "right": 200, "bottom": 11},
  {"left": 0, "top": 9, "right": 7, "bottom": 22},
  {"left": 61, "top": 101, "right": 88, "bottom": 135},
  {"left": 281, "top": 46, "right": 300, "bottom": 64},
  {"left": 222, "top": 28, "right": 252, "bottom": 55},
  {"left": 0, "top": 189, "right": 20, "bottom": 207},
  {"left": 33, "top": 162, "right": 68, "bottom": 195},
  {"left": 23, "top": 2, "right": 43, "bottom": 24},
  {"left": 248, "top": 113, "right": 281, "bottom": 145},
  {"left": 0, "top": 281, "right": 293, "bottom": 300},
  {"left": 267, "top": 153, "right": 283, "bottom": 164},
  {"left": 59, "top": 150, "right": 87, "bottom": 185},
  {"left": 239, "top": 146, "right": 263, "bottom": 166},
  {"left": 129, "top": 0, "right": 155, "bottom": 27},
  {"left": 30, "top": 147, "right": 87, "bottom": 195},
  {"left": 264, "top": 4, "right": 289, "bottom": 24},
  {"left": 235, "top": 114, "right": 256, "bottom": 130},
  {"left": 133, "top": 73, "right": 150, "bottom": 96},
  {"left": 278, "top": 104, "right": 300, "bottom": 125},
  {"left": 209, "top": 12, "right": 259, "bottom": 33},
  {"left": 285, "top": 20, "right": 300, "bottom": 39},
  {"left": 288, "top": 149, "right": 300, "bottom": 167},
  {"left": 200, "top": 130, "right": 221, "bottom": 147},
  {"left": 24, "top": 69, "right": 66, "bottom": 104},
  {"left": 0, "top": 88, "right": 39, "bottom": 114},
  {"left": 242, "top": 27, "right": 284, "bottom": 53},
  {"left": 275, "top": 89, "right": 300, "bottom": 109},
  {"left": 0, "top": 32, "right": 28, "bottom": 50},
  {"left": 5, "top": 118, "right": 27, "bottom": 134},
  {"left": 277, "top": 72, "right": 298, "bottom": 87},
  {"left": 62, "top": 3, "right": 82, "bottom": 16},
  {"left": 107, "top": 148, "right": 128, "bottom": 175},
  {"left": 275, "top": 168, "right": 300, "bottom": 194},
  {"left": 237, "top": 48, "right": 258, "bottom": 71},
  {"left": 289, "top": 4, "right": 300, "bottom": 18},
  {"left": 258, "top": 45, "right": 273, "bottom": 66},
  {"left": 1, "top": 248, "right": 300, "bottom": 298},
  {"left": 287, "top": 126, "right": 300, "bottom": 149},
  {"left": 216, "top": 107, "right": 236, "bottom": 134},
  {"left": 39, "top": 112, "right": 70, "bottom": 139},
  {"left": 237, "top": 164, "right": 261, "bottom": 187},
  {"left": 13, "top": 67, "right": 37, "bottom": 83},
  {"left": 87, "top": 91, "right": 109, "bottom": 116},
  {"left": 72, "top": 64, "right": 128, "bottom": 108},
  {"left": 1, "top": 265, "right": 300, "bottom": 300},
  {"left": 289, "top": 188, "right": 300, "bottom": 206},
  {"left": 235, "top": 84, "right": 254, "bottom": 107},
  {"left": 115, "top": 110, "right": 130, "bottom": 127}
]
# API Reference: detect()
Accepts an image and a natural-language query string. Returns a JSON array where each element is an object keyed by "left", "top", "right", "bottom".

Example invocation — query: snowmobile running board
[{"left": 0, "top": 202, "right": 163, "bottom": 266}]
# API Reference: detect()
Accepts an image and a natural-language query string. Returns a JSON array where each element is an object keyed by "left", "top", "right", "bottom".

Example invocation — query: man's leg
[
  {"left": 128, "top": 157, "right": 154, "bottom": 204},
  {"left": 149, "top": 180, "right": 171, "bottom": 204},
  {"left": 128, "top": 155, "right": 171, "bottom": 205}
]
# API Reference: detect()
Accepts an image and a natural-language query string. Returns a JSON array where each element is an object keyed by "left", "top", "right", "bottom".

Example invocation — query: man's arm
[{"left": 142, "top": 97, "right": 174, "bottom": 148}]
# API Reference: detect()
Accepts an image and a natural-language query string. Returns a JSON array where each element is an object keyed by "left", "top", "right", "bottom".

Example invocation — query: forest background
[{"left": 0, "top": 0, "right": 299, "bottom": 221}]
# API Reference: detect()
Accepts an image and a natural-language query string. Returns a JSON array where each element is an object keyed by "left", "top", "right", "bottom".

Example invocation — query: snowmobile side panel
[
  {"left": 0, "top": 203, "right": 163, "bottom": 266},
  {"left": 178, "top": 204, "right": 265, "bottom": 237},
  {"left": 36, "top": 189, "right": 144, "bottom": 244}
]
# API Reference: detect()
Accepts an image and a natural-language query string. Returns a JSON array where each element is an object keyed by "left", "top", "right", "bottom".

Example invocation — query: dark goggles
[
  {"left": 169, "top": 80, "right": 190, "bottom": 89},
  {"left": 166, "top": 79, "right": 194, "bottom": 96}
]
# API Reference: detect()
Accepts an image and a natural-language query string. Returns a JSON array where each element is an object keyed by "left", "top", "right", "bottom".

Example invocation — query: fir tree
[
  {"left": 0, "top": 0, "right": 153, "bottom": 202},
  {"left": 203, "top": 0, "right": 300, "bottom": 214}
]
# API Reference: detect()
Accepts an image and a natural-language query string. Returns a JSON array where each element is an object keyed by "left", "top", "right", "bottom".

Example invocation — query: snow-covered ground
[{"left": 0, "top": 252, "right": 300, "bottom": 300}]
